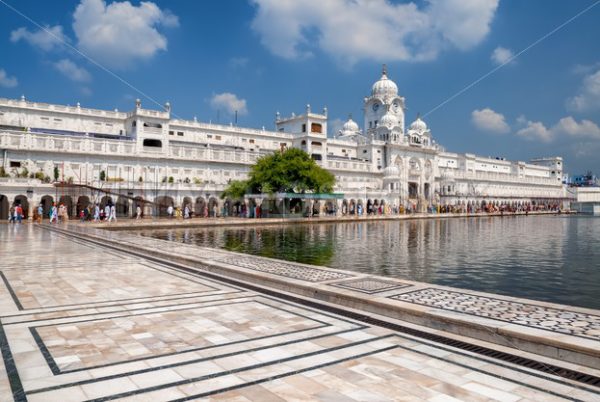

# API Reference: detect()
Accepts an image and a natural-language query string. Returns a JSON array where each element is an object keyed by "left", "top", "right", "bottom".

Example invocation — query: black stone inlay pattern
[
  {"left": 83, "top": 335, "right": 397, "bottom": 402},
  {"left": 330, "top": 278, "right": 412, "bottom": 294},
  {"left": 215, "top": 255, "right": 353, "bottom": 282},
  {"left": 390, "top": 288, "right": 600, "bottom": 340},
  {"left": 0, "top": 320, "right": 26, "bottom": 401},
  {"left": 30, "top": 298, "right": 331, "bottom": 375}
]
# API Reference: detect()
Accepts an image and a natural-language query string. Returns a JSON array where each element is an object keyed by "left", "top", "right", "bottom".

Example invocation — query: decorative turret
[{"left": 364, "top": 65, "right": 405, "bottom": 135}]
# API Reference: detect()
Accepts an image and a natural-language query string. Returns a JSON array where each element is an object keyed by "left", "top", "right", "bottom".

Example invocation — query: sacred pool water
[{"left": 141, "top": 215, "right": 600, "bottom": 310}]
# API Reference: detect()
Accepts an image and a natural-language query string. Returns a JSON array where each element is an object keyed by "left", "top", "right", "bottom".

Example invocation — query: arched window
[{"left": 311, "top": 123, "right": 322, "bottom": 133}]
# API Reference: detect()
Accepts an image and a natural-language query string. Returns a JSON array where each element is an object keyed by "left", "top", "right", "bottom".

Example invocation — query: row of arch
[
  {"left": 1, "top": 194, "right": 386, "bottom": 219},
  {"left": 0, "top": 194, "right": 247, "bottom": 219},
  {"left": 1, "top": 192, "right": 561, "bottom": 220}
]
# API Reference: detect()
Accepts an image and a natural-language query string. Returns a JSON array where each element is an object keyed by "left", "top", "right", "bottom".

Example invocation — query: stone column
[{"left": 29, "top": 194, "right": 38, "bottom": 220}]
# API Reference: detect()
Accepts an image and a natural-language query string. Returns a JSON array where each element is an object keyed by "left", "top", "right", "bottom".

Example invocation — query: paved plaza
[{"left": 0, "top": 224, "right": 599, "bottom": 401}]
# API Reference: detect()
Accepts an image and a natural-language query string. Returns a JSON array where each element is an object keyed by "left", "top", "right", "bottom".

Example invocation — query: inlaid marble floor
[{"left": 0, "top": 225, "right": 599, "bottom": 401}]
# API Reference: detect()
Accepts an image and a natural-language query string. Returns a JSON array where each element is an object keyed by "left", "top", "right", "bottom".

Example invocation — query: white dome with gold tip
[
  {"left": 410, "top": 116, "right": 427, "bottom": 132},
  {"left": 342, "top": 117, "right": 359, "bottom": 133},
  {"left": 371, "top": 64, "right": 398, "bottom": 98}
]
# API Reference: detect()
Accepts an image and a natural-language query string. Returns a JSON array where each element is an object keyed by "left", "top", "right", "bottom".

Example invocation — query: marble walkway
[{"left": 0, "top": 224, "right": 599, "bottom": 401}]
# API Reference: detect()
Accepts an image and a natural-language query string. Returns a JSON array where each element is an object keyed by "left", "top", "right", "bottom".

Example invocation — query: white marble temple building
[{"left": 0, "top": 67, "right": 568, "bottom": 218}]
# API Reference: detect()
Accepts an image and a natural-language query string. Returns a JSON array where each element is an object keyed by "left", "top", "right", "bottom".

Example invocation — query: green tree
[
  {"left": 220, "top": 180, "right": 248, "bottom": 199},
  {"left": 168, "top": 176, "right": 174, "bottom": 183},
  {"left": 222, "top": 148, "right": 335, "bottom": 197},
  {"left": 0, "top": 166, "right": 8, "bottom": 178},
  {"left": 53, "top": 166, "right": 60, "bottom": 182},
  {"left": 99, "top": 170, "right": 106, "bottom": 181}
]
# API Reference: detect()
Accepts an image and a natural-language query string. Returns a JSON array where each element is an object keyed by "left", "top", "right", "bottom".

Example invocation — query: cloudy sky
[{"left": 1, "top": 0, "right": 599, "bottom": 174}]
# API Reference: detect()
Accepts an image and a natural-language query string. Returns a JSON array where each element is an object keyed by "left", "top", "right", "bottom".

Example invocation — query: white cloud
[
  {"left": 54, "top": 59, "right": 91, "bottom": 82},
  {"left": 210, "top": 93, "right": 248, "bottom": 116},
  {"left": 10, "top": 25, "right": 68, "bottom": 52},
  {"left": 490, "top": 46, "right": 514, "bottom": 65},
  {"left": 427, "top": 0, "right": 498, "bottom": 50},
  {"left": 72, "top": 0, "right": 179, "bottom": 69},
  {"left": 566, "top": 69, "right": 600, "bottom": 112},
  {"left": 571, "top": 62, "right": 600, "bottom": 75},
  {"left": 516, "top": 119, "right": 552, "bottom": 143},
  {"left": 0, "top": 69, "right": 18, "bottom": 88},
  {"left": 514, "top": 115, "right": 600, "bottom": 143},
  {"left": 553, "top": 116, "right": 600, "bottom": 139},
  {"left": 471, "top": 108, "right": 510, "bottom": 134},
  {"left": 249, "top": 0, "right": 498, "bottom": 65}
]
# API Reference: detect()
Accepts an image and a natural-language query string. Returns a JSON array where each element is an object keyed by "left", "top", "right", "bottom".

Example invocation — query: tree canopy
[{"left": 221, "top": 148, "right": 335, "bottom": 198}]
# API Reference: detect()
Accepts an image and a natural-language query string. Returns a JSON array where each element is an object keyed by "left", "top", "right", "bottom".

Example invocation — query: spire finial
[
  {"left": 348, "top": 113, "right": 353, "bottom": 120},
  {"left": 382, "top": 63, "right": 387, "bottom": 76},
  {"left": 416, "top": 112, "right": 421, "bottom": 119}
]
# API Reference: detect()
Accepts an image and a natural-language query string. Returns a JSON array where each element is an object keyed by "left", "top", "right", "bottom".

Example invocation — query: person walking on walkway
[
  {"left": 93, "top": 204, "right": 100, "bottom": 222},
  {"left": 15, "top": 204, "right": 23, "bottom": 223},
  {"left": 109, "top": 204, "right": 117, "bottom": 222},
  {"left": 8, "top": 206, "right": 15, "bottom": 223},
  {"left": 37, "top": 204, "right": 43, "bottom": 223},
  {"left": 167, "top": 205, "right": 174, "bottom": 218},
  {"left": 104, "top": 204, "right": 111, "bottom": 222},
  {"left": 184, "top": 205, "right": 190, "bottom": 219},
  {"left": 50, "top": 204, "right": 58, "bottom": 223},
  {"left": 136, "top": 205, "right": 142, "bottom": 220}
]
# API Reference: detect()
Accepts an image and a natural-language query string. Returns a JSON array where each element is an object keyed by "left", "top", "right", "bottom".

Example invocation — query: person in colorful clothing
[
  {"left": 37, "top": 204, "right": 43, "bottom": 223},
  {"left": 49, "top": 204, "right": 58, "bottom": 223}
]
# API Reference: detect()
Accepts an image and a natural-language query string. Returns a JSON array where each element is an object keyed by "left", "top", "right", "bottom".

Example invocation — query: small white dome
[
  {"left": 383, "top": 165, "right": 400, "bottom": 177},
  {"left": 380, "top": 112, "right": 399, "bottom": 128},
  {"left": 410, "top": 116, "right": 427, "bottom": 132},
  {"left": 371, "top": 65, "right": 398, "bottom": 98},
  {"left": 342, "top": 117, "right": 359, "bottom": 133}
]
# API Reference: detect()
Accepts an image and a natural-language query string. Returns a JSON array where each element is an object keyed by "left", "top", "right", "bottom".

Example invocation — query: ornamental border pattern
[
  {"left": 214, "top": 255, "right": 354, "bottom": 283},
  {"left": 329, "top": 278, "right": 412, "bottom": 294},
  {"left": 390, "top": 288, "right": 600, "bottom": 341}
]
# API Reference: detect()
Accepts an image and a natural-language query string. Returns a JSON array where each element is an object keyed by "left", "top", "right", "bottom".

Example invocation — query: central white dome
[{"left": 371, "top": 65, "right": 398, "bottom": 98}]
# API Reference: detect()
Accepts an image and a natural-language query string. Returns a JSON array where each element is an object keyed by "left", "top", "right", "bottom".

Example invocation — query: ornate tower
[{"left": 363, "top": 65, "right": 405, "bottom": 138}]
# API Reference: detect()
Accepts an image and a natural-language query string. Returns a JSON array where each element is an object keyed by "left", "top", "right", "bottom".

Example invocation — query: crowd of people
[{"left": 6, "top": 199, "right": 564, "bottom": 223}]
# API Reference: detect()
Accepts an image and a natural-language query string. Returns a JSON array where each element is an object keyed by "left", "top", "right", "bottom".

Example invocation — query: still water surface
[{"left": 141, "top": 215, "right": 600, "bottom": 310}]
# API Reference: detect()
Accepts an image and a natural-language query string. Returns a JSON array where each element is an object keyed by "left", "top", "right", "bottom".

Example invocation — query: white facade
[{"left": 0, "top": 67, "right": 568, "bottom": 218}]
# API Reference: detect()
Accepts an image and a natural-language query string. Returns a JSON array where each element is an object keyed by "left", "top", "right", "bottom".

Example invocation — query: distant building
[
  {"left": 569, "top": 173, "right": 598, "bottom": 187},
  {"left": 0, "top": 66, "right": 569, "bottom": 219}
]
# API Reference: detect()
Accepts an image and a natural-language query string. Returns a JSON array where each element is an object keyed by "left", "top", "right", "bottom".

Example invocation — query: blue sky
[{"left": 1, "top": 0, "right": 599, "bottom": 175}]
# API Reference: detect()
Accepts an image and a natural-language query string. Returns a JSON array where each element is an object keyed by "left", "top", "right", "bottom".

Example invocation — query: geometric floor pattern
[
  {"left": 391, "top": 288, "right": 600, "bottom": 341},
  {"left": 330, "top": 278, "right": 412, "bottom": 294},
  {"left": 0, "top": 225, "right": 599, "bottom": 401}
]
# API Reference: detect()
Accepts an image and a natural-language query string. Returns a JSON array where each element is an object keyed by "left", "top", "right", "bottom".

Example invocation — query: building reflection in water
[{"left": 139, "top": 216, "right": 600, "bottom": 310}]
